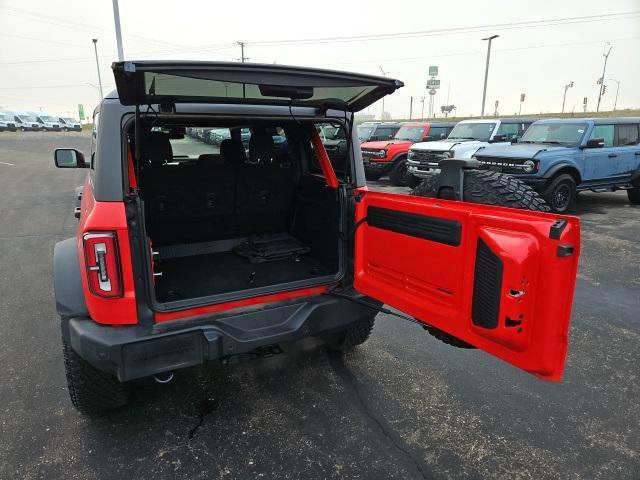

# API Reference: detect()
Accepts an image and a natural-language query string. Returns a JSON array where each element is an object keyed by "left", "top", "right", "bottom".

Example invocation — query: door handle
[{"left": 608, "top": 153, "right": 618, "bottom": 158}]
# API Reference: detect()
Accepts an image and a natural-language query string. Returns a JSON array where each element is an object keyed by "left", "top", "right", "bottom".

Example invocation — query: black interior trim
[
  {"left": 471, "top": 238, "right": 503, "bottom": 329},
  {"left": 366, "top": 206, "right": 462, "bottom": 246}
]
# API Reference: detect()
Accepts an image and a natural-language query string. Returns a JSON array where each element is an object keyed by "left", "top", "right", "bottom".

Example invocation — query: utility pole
[
  {"left": 480, "top": 35, "right": 499, "bottom": 118},
  {"left": 420, "top": 97, "right": 425, "bottom": 121},
  {"left": 237, "top": 41, "right": 248, "bottom": 63},
  {"left": 608, "top": 78, "right": 620, "bottom": 111},
  {"left": 561, "top": 81, "right": 574, "bottom": 114},
  {"left": 111, "top": 0, "right": 124, "bottom": 61},
  {"left": 92, "top": 39, "right": 104, "bottom": 101},
  {"left": 378, "top": 66, "right": 388, "bottom": 119},
  {"left": 596, "top": 43, "right": 613, "bottom": 112}
]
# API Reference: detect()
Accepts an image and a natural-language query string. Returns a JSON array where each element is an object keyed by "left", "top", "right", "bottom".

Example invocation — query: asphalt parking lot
[{"left": 1, "top": 131, "right": 638, "bottom": 479}]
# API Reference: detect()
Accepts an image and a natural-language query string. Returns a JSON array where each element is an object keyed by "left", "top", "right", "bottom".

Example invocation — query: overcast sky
[{"left": 1, "top": 0, "right": 638, "bottom": 119}]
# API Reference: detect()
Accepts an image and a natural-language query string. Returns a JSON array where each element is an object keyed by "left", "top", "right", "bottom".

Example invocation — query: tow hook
[{"left": 153, "top": 371, "right": 174, "bottom": 384}]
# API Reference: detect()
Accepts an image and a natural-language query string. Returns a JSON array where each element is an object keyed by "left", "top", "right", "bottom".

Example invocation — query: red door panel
[{"left": 353, "top": 190, "right": 580, "bottom": 381}]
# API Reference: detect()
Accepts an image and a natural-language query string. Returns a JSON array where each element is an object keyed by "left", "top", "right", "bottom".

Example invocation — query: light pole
[
  {"left": 91, "top": 39, "right": 104, "bottom": 101},
  {"left": 596, "top": 43, "right": 613, "bottom": 112},
  {"left": 378, "top": 66, "right": 388, "bottom": 119},
  {"left": 608, "top": 78, "right": 620, "bottom": 111},
  {"left": 111, "top": 0, "right": 124, "bottom": 61},
  {"left": 561, "top": 81, "right": 574, "bottom": 114},
  {"left": 420, "top": 96, "right": 425, "bottom": 121},
  {"left": 480, "top": 34, "right": 499, "bottom": 118}
]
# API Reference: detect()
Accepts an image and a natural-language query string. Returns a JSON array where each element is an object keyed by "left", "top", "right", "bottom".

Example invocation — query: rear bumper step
[{"left": 62, "top": 293, "right": 378, "bottom": 381}]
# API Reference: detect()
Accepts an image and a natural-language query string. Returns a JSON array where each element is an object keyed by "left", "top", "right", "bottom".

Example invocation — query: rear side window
[
  {"left": 615, "top": 124, "right": 639, "bottom": 146},
  {"left": 590, "top": 125, "right": 614, "bottom": 147},
  {"left": 496, "top": 123, "right": 519, "bottom": 140},
  {"left": 425, "top": 127, "right": 449, "bottom": 140}
]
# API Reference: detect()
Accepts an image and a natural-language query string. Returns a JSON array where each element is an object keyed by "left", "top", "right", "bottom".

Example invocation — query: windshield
[
  {"left": 358, "top": 125, "right": 375, "bottom": 140},
  {"left": 520, "top": 123, "right": 587, "bottom": 145},
  {"left": 64, "top": 118, "right": 77, "bottom": 123},
  {"left": 394, "top": 126, "right": 424, "bottom": 141},
  {"left": 0, "top": 114, "right": 6, "bottom": 121},
  {"left": 42, "top": 116, "right": 57, "bottom": 122},
  {"left": 448, "top": 122, "right": 496, "bottom": 141},
  {"left": 19, "top": 115, "right": 37, "bottom": 122}
]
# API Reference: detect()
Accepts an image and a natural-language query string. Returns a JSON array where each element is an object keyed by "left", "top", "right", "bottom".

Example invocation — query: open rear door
[{"left": 353, "top": 190, "right": 580, "bottom": 381}]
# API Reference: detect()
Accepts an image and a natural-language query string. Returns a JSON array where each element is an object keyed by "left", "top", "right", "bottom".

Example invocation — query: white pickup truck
[{"left": 406, "top": 118, "right": 533, "bottom": 179}]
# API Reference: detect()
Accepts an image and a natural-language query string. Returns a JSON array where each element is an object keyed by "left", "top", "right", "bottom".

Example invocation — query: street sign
[
  {"left": 520, "top": 93, "right": 526, "bottom": 102},
  {"left": 426, "top": 79, "right": 441, "bottom": 89},
  {"left": 428, "top": 89, "right": 437, "bottom": 95},
  {"left": 428, "top": 66, "right": 438, "bottom": 76},
  {"left": 78, "top": 104, "right": 85, "bottom": 121}
]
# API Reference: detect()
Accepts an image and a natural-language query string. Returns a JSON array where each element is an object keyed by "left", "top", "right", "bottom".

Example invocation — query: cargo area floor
[{"left": 155, "top": 250, "right": 332, "bottom": 302}]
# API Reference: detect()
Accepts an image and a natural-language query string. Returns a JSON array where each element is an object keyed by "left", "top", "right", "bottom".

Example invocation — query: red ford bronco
[
  {"left": 361, "top": 122, "right": 454, "bottom": 186},
  {"left": 53, "top": 61, "right": 580, "bottom": 414}
]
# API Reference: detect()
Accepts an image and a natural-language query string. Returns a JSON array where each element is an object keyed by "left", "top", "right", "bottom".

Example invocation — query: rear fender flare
[{"left": 54, "top": 238, "right": 88, "bottom": 319}]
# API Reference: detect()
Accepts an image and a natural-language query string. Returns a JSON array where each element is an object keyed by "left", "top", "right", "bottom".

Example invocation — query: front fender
[
  {"left": 541, "top": 158, "right": 582, "bottom": 180},
  {"left": 53, "top": 238, "right": 88, "bottom": 318}
]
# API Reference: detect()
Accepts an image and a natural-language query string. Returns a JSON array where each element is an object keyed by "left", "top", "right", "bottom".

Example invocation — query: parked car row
[
  {"left": 0, "top": 110, "right": 81, "bottom": 132},
  {"left": 471, "top": 117, "right": 640, "bottom": 211}
]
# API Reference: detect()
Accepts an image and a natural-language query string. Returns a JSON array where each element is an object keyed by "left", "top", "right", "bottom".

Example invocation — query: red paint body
[
  {"left": 76, "top": 177, "right": 138, "bottom": 325},
  {"left": 360, "top": 122, "right": 432, "bottom": 164},
  {"left": 76, "top": 137, "right": 580, "bottom": 381},
  {"left": 353, "top": 190, "right": 580, "bottom": 381}
]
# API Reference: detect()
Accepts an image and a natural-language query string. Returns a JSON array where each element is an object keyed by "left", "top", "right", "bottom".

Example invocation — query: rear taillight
[{"left": 83, "top": 232, "right": 123, "bottom": 298}]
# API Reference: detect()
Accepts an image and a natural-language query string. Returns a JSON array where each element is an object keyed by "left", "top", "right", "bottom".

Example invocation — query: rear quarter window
[{"left": 615, "top": 124, "right": 639, "bottom": 146}]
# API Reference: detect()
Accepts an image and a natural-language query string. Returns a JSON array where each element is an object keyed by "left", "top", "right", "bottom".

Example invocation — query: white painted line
[{"left": 0, "top": 162, "right": 15, "bottom": 166}]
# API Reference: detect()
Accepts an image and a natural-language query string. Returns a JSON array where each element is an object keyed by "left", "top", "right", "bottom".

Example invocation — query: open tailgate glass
[{"left": 112, "top": 61, "right": 403, "bottom": 111}]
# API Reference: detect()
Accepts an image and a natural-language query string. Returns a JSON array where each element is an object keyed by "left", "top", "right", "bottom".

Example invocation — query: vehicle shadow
[{"left": 567, "top": 191, "right": 631, "bottom": 215}]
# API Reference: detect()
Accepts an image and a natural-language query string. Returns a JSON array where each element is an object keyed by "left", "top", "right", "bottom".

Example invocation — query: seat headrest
[
  {"left": 220, "top": 139, "right": 246, "bottom": 164},
  {"left": 141, "top": 131, "right": 173, "bottom": 166},
  {"left": 249, "top": 130, "right": 276, "bottom": 164}
]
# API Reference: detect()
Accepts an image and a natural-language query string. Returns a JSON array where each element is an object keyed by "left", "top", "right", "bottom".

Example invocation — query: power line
[
  {"left": 2, "top": 6, "right": 194, "bottom": 51},
  {"left": 249, "top": 11, "right": 640, "bottom": 46}
]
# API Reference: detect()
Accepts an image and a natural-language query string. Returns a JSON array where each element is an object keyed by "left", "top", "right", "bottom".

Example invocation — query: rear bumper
[{"left": 62, "top": 293, "right": 379, "bottom": 381}]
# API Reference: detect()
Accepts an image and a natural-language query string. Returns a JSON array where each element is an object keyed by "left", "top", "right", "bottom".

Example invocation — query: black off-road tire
[
  {"left": 543, "top": 173, "right": 576, "bottom": 213},
  {"left": 411, "top": 170, "right": 548, "bottom": 348},
  {"left": 63, "top": 339, "right": 130, "bottom": 414},
  {"left": 412, "top": 169, "right": 549, "bottom": 211},
  {"left": 365, "top": 171, "right": 383, "bottom": 181},
  {"left": 324, "top": 316, "right": 376, "bottom": 352},
  {"left": 407, "top": 174, "right": 421, "bottom": 188},
  {"left": 627, "top": 187, "right": 640, "bottom": 205},
  {"left": 388, "top": 157, "right": 411, "bottom": 186}
]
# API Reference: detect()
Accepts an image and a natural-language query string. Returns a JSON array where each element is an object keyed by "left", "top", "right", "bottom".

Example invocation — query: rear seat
[
  {"left": 235, "top": 131, "right": 296, "bottom": 235},
  {"left": 141, "top": 133, "right": 297, "bottom": 246}
]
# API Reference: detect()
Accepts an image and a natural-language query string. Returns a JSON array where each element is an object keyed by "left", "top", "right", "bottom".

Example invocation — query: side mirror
[
  {"left": 511, "top": 136, "right": 519, "bottom": 143},
  {"left": 54, "top": 148, "right": 87, "bottom": 168},
  {"left": 388, "top": 134, "right": 394, "bottom": 139},
  {"left": 584, "top": 138, "right": 604, "bottom": 149}
]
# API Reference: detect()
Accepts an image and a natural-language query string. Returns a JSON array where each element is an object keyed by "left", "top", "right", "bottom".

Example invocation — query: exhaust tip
[{"left": 153, "top": 371, "right": 174, "bottom": 384}]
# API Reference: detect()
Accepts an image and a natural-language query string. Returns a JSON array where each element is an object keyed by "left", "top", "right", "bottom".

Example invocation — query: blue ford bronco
[{"left": 473, "top": 118, "right": 640, "bottom": 212}]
